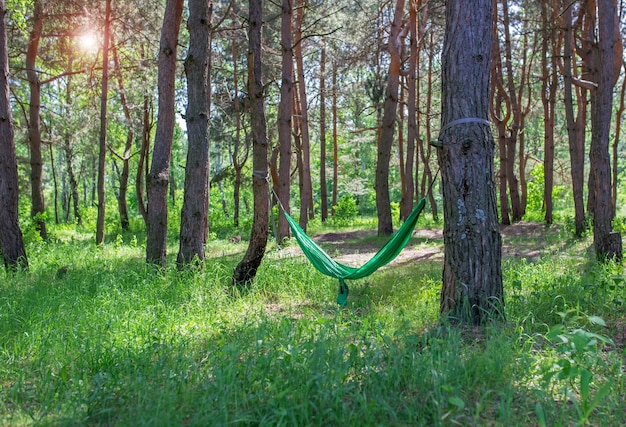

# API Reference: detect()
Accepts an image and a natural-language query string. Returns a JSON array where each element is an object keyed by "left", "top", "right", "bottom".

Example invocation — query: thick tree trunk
[
  {"left": 146, "top": 0, "right": 184, "bottom": 266},
  {"left": 177, "top": 0, "right": 213, "bottom": 266},
  {"left": 0, "top": 0, "right": 28, "bottom": 269},
  {"left": 376, "top": 0, "right": 406, "bottom": 236},
  {"left": 438, "top": 0, "right": 503, "bottom": 324},
  {"left": 590, "top": 0, "right": 621, "bottom": 260},
  {"left": 277, "top": 0, "right": 293, "bottom": 238},
  {"left": 95, "top": 0, "right": 111, "bottom": 245},
  {"left": 232, "top": 0, "right": 269, "bottom": 286},
  {"left": 26, "top": 0, "right": 47, "bottom": 240}
]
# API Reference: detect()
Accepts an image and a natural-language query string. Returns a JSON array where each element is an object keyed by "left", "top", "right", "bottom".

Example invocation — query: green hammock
[{"left": 283, "top": 198, "right": 426, "bottom": 306}]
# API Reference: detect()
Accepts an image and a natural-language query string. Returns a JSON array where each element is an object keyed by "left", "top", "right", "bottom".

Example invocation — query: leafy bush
[{"left": 331, "top": 194, "right": 358, "bottom": 226}]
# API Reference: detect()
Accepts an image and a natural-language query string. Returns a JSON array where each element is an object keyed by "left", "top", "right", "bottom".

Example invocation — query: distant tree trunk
[
  {"left": 376, "top": 0, "right": 406, "bottom": 236},
  {"left": 111, "top": 37, "right": 134, "bottom": 231},
  {"left": 277, "top": 0, "right": 293, "bottom": 238},
  {"left": 26, "top": 0, "right": 47, "bottom": 240},
  {"left": 64, "top": 72, "right": 82, "bottom": 226},
  {"left": 541, "top": 0, "right": 557, "bottom": 225},
  {"left": 177, "top": 0, "right": 212, "bottom": 266},
  {"left": 331, "top": 60, "right": 338, "bottom": 215},
  {"left": 0, "top": 0, "right": 28, "bottom": 269},
  {"left": 562, "top": 1, "right": 586, "bottom": 236},
  {"left": 232, "top": 0, "right": 269, "bottom": 286},
  {"left": 136, "top": 94, "right": 151, "bottom": 225},
  {"left": 95, "top": 0, "right": 111, "bottom": 245},
  {"left": 438, "top": 0, "right": 503, "bottom": 324},
  {"left": 401, "top": 0, "right": 419, "bottom": 221},
  {"left": 319, "top": 39, "right": 328, "bottom": 222},
  {"left": 231, "top": 19, "right": 247, "bottom": 229},
  {"left": 398, "top": 82, "right": 406, "bottom": 220},
  {"left": 590, "top": 0, "right": 621, "bottom": 260},
  {"left": 422, "top": 30, "right": 437, "bottom": 220},
  {"left": 490, "top": 28, "right": 511, "bottom": 225},
  {"left": 293, "top": 0, "right": 314, "bottom": 227},
  {"left": 500, "top": 0, "right": 522, "bottom": 222},
  {"left": 146, "top": 0, "right": 184, "bottom": 266},
  {"left": 48, "top": 143, "right": 58, "bottom": 224},
  {"left": 612, "top": 61, "right": 626, "bottom": 219}
]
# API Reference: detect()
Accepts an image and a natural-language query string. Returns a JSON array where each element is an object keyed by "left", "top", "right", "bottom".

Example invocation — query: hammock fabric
[{"left": 283, "top": 198, "right": 426, "bottom": 306}]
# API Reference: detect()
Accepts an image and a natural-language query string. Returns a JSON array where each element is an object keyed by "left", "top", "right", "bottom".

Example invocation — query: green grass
[{"left": 1, "top": 224, "right": 625, "bottom": 426}]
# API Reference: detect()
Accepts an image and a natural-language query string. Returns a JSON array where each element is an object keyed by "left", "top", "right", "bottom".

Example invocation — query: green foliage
[
  {"left": 1, "top": 225, "right": 624, "bottom": 426},
  {"left": 331, "top": 194, "right": 359, "bottom": 226},
  {"left": 524, "top": 164, "right": 566, "bottom": 222}
]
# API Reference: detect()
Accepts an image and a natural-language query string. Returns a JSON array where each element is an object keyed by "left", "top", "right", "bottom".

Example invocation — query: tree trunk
[
  {"left": 541, "top": 0, "right": 557, "bottom": 225},
  {"left": 95, "top": 0, "right": 111, "bottom": 245},
  {"left": 319, "top": 39, "right": 328, "bottom": 222},
  {"left": 331, "top": 60, "right": 338, "bottom": 216},
  {"left": 136, "top": 94, "right": 151, "bottom": 225},
  {"left": 293, "top": 0, "right": 314, "bottom": 227},
  {"left": 612, "top": 61, "right": 626, "bottom": 219},
  {"left": 562, "top": 1, "right": 586, "bottom": 236},
  {"left": 231, "top": 19, "right": 247, "bottom": 229},
  {"left": 277, "top": 0, "right": 293, "bottom": 238},
  {"left": 590, "top": 0, "right": 621, "bottom": 260},
  {"left": 438, "top": 0, "right": 503, "bottom": 324},
  {"left": 64, "top": 73, "right": 82, "bottom": 226},
  {"left": 232, "top": 0, "right": 269, "bottom": 286},
  {"left": 376, "top": 0, "right": 406, "bottom": 236},
  {"left": 26, "top": 0, "right": 47, "bottom": 240},
  {"left": 402, "top": 0, "right": 419, "bottom": 221},
  {"left": 0, "top": 0, "right": 28, "bottom": 269},
  {"left": 500, "top": 0, "right": 522, "bottom": 222},
  {"left": 177, "top": 0, "right": 213, "bottom": 266},
  {"left": 111, "top": 38, "right": 134, "bottom": 231},
  {"left": 146, "top": 0, "right": 184, "bottom": 266}
]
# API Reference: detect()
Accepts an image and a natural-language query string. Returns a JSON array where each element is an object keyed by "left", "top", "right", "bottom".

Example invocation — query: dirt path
[{"left": 277, "top": 221, "right": 560, "bottom": 268}]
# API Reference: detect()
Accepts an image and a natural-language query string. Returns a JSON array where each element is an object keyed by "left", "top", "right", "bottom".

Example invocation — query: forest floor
[{"left": 279, "top": 220, "right": 569, "bottom": 267}]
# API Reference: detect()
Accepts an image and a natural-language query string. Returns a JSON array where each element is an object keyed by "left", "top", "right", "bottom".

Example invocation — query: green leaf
[
  {"left": 588, "top": 316, "right": 606, "bottom": 327},
  {"left": 449, "top": 396, "right": 465, "bottom": 410},
  {"left": 535, "top": 403, "right": 547, "bottom": 427}
]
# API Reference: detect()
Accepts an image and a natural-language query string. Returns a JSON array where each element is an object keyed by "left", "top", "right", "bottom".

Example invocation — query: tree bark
[
  {"left": 64, "top": 71, "right": 82, "bottom": 226},
  {"left": 26, "top": 0, "right": 47, "bottom": 240},
  {"left": 438, "top": 0, "right": 503, "bottom": 324},
  {"left": 319, "top": 39, "right": 328, "bottom": 222},
  {"left": 232, "top": 0, "right": 269, "bottom": 286},
  {"left": 177, "top": 0, "right": 213, "bottom": 266},
  {"left": 277, "top": 0, "right": 293, "bottom": 238},
  {"left": 562, "top": 1, "right": 586, "bottom": 236},
  {"left": 146, "top": 0, "right": 184, "bottom": 266},
  {"left": 95, "top": 0, "right": 111, "bottom": 245},
  {"left": 293, "top": 0, "right": 314, "bottom": 228},
  {"left": 590, "top": 0, "right": 621, "bottom": 260},
  {"left": 331, "top": 60, "right": 338, "bottom": 216},
  {"left": 111, "top": 37, "right": 134, "bottom": 231},
  {"left": 401, "top": 0, "right": 419, "bottom": 221},
  {"left": 0, "top": 0, "right": 28, "bottom": 269},
  {"left": 541, "top": 0, "right": 557, "bottom": 225},
  {"left": 376, "top": 0, "right": 406, "bottom": 236}
]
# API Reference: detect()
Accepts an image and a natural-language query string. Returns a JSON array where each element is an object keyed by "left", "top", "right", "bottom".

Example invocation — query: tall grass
[{"left": 1, "top": 225, "right": 624, "bottom": 426}]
